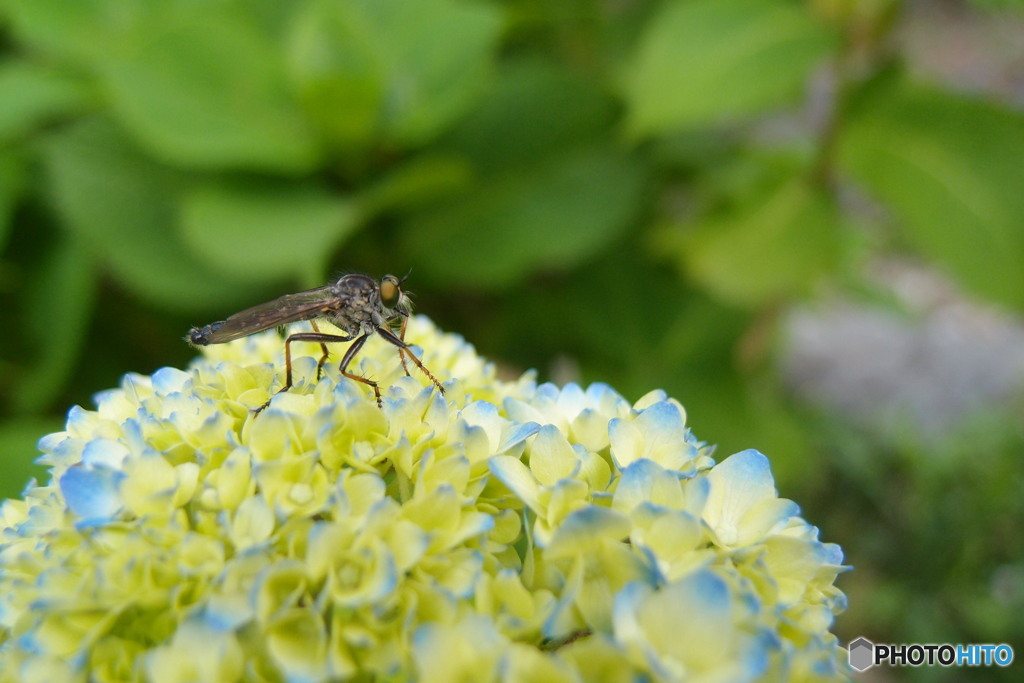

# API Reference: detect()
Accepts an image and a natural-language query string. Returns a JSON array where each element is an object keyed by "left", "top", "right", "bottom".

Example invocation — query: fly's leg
[
  {"left": 310, "top": 321, "right": 331, "bottom": 380},
  {"left": 397, "top": 315, "right": 411, "bottom": 377},
  {"left": 375, "top": 325, "right": 445, "bottom": 396},
  {"left": 254, "top": 331, "right": 354, "bottom": 415},
  {"left": 337, "top": 333, "right": 382, "bottom": 407}
]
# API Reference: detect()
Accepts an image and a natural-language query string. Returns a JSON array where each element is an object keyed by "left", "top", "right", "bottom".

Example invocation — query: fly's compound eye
[{"left": 380, "top": 276, "right": 401, "bottom": 309}]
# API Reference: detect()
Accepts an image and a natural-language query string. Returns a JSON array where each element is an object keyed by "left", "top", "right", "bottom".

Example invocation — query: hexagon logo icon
[{"left": 848, "top": 637, "right": 875, "bottom": 672}]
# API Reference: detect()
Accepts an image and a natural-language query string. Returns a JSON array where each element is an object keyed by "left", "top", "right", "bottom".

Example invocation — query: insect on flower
[{"left": 187, "top": 273, "right": 445, "bottom": 414}]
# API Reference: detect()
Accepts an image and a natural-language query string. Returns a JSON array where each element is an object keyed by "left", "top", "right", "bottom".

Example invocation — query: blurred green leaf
[
  {"left": 13, "top": 234, "right": 95, "bottom": 413},
  {"left": 838, "top": 81, "right": 1024, "bottom": 308},
  {"left": 359, "top": 154, "right": 474, "bottom": 215},
  {"left": 0, "top": 61, "right": 91, "bottom": 140},
  {"left": 0, "top": 0, "right": 121, "bottom": 63},
  {"left": 441, "top": 58, "right": 619, "bottom": 173},
  {"left": 6, "top": 0, "right": 320, "bottom": 172},
  {"left": 94, "top": 4, "right": 319, "bottom": 173},
  {"left": 180, "top": 179, "right": 359, "bottom": 284},
  {"left": 0, "top": 418, "right": 59, "bottom": 499},
  {"left": 402, "top": 145, "right": 647, "bottom": 288},
  {"left": 286, "top": 0, "right": 386, "bottom": 154},
  {"left": 42, "top": 118, "right": 255, "bottom": 312},
  {"left": 636, "top": 287, "right": 811, "bottom": 466},
  {"left": 0, "top": 151, "right": 27, "bottom": 250},
  {"left": 287, "top": 0, "right": 502, "bottom": 150},
  {"left": 622, "top": 0, "right": 835, "bottom": 136},
  {"left": 489, "top": 243, "right": 686, "bottom": 370},
  {"left": 669, "top": 177, "right": 840, "bottom": 307}
]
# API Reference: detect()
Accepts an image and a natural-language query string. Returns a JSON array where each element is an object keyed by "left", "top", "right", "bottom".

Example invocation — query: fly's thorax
[
  {"left": 332, "top": 274, "right": 378, "bottom": 300},
  {"left": 324, "top": 273, "right": 383, "bottom": 335}
]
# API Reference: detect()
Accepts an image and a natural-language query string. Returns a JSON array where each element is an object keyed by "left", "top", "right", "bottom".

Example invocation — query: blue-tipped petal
[
  {"left": 821, "top": 542, "right": 846, "bottom": 567},
  {"left": 585, "top": 381, "right": 623, "bottom": 403},
  {"left": 498, "top": 421, "right": 541, "bottom": 454},
  {"left": 535, "top": 383, "right": 560, "bottom": 402},
  {"left": 639, "top": 570, "right": 736, "bottom": 674},
  {"left": 632, "top": 401, "right": 694, "bottom": 470},
  {"left": 36, "top": 432, "right": 65, "bottom": 454},
  {"left": 611, "top": 580, "right": 652, "bottom": 644},
  {"left": 151, "top": 366, "right": 191, "bottom": 395},
  {"left": 613, "top": 459, "right": 684, "bottom": 513},
  {"left": 544, "top": 506, "right": 631, "bottom": 560},
  {"left": 81, "top": 438, "right": 130, "bottom": 469},
  {"left": 204, "top": 593, "right": 254, "bottom": 632},
  {"left": 709, "top": 449, "right": 775, "bottom": 495},
  {"left": 59, "top": 465, "right": 124, "bottom": 523},
  {"left": 65, "top": 404, "right": 91, "bottom": 430},
  {"left": 681, "top": 475, "right": 711, "bottom": 516},
  {"left": 35, "top": 433, "right": 80, "bottom": 468},
  {"left": 704, "top": 449, "right": 777, "bottom": 546},
  {"left": 448, "top": 511, "right": 496, "bottom": 548}
]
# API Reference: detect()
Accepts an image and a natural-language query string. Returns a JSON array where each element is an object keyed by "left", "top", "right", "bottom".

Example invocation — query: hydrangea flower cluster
[{"left": 0, "top": 316, "right": 849, "bottom": 682}]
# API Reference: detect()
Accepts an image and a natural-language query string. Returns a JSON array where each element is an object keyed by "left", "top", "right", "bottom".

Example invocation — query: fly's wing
[{"left": 190, "top": 286, "right": 336, "bottom": 345}]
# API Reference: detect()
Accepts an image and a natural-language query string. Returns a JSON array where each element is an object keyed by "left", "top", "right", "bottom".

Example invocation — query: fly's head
[{"left": 378, "top": 273, "right": 412, "bottom": 323}]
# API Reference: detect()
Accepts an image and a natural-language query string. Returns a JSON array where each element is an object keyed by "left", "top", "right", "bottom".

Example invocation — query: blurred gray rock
[{"left": 782, "top": 260, "right": 1024, "bottom": 438}]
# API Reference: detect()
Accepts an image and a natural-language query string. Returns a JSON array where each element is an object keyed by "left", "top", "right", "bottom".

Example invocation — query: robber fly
[{"left": 187, "top": 273, "right": 444, "bottom": 414}]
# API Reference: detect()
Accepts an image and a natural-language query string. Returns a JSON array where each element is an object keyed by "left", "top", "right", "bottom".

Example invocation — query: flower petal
[
  {"left": 58, "top": 465, "right": 124, "bottom": 524},
  {"left": 488, "top": 455, "right": 542, "bottom": 513},
  {"left": 544, "top": 506, "right": 631, "bottom": 560},
  {"left": 613, "top": 459, "right": 684, "bottom": 513},
  {"left": 528, "top": 425, "right": 580, "bottom": 487},
  {"left": 703, "top": 449, "right": 776, "bottom": 546}
]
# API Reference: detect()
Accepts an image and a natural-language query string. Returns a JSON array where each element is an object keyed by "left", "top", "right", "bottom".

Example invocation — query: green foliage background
[{"left": 1, "top": 0, "right": 1022, "bottom": 678}]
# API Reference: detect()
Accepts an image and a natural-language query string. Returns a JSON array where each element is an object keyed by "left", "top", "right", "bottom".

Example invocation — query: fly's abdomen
[
  {"left": 188, "top": 323, "right": 223, "bottom": 346},
  {"left": 324, "top": 309, "right": 364, "bottom": 336}
]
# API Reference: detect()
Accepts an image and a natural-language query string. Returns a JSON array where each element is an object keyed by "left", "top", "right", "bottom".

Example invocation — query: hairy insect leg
[
  {"left": 397, "top": 315, "right": 411, "bottom": 377},
  {"left": 309, "top": 321, "right": 331, "bottom": 380},
  {"left": 254, "top": 331, "right": 354, "bottom": 415},
  {"left": 375, "top": 325, "right": 445, "bottom": 395},
  {"left": 337, "top": 332, "right": 383, "bottom": 407}
]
